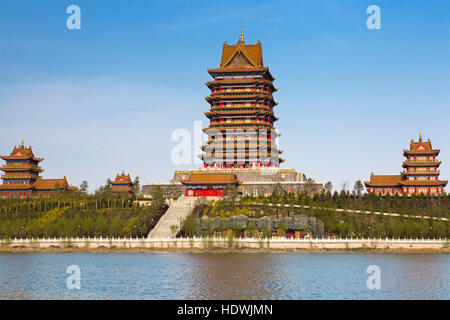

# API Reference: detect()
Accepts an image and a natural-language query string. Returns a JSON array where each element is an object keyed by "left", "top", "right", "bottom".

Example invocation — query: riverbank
[{"left": 1, "top": 237, "right": 448, "bottom": 253}]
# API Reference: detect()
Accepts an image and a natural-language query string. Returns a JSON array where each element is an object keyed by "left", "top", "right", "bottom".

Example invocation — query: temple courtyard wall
[{"left": 142, "top": 168, "right": 323, "bottom": 197}]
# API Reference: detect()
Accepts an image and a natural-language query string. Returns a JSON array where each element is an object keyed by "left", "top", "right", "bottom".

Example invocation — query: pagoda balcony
[
  {"left": 207, "top": 136, "right": 273, "bottom": 142},
  {"left": 403, "top": 159, "right": 440, "bottom": 164},
  {"left": 211, "top": 103, "right": 272, "bottom": 110},
  {"left": 1, "top": 164, "right": 43, "bottom": 172},
  {"left": 1, "top": 173, "right": 38, "bottom": 179},
  {"left": 208, "top": 120, "right": 274, "bottom": 127},
  {"left": 211, "top": 88, "right": 271, "bottom": 95},
  {"left": 202, "top": 142, "right": 278, "bottom": 150},
  {"left": 403, "top": 170, "right": 440, "bottom": 175}
]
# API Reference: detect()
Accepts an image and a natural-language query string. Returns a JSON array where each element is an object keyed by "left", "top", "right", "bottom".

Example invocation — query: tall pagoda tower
[
  {"left": 200, "top": 30, "right": 284, "bottom": 169},
  {"left": 144, "top": 32, "right": 323, "bottom": 198},
  {"left": 0, "top": 141, "right": 43, "bottom": 196}
]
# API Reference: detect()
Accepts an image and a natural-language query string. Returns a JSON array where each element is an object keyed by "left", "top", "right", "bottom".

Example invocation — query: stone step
[{"left": 147, "top": 197, "right": 198, "bottom": 238}]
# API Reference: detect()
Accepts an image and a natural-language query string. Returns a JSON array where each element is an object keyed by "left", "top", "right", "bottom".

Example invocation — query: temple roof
[
  {"left": 0, "top": 177, "right": 78, "bottom": 191},
  {"left": 364, "top": 174, "right": 402, "bottom": 187},
  {"left": 33, "top": 177, "right": 70, "bottom": 190},
  {"left": 111, "top": 171, "right": 133, "bottom": 185},
  {"left": 399, "top": 180, "right": 448, "bottom": 187},
  {"left": 402, "top": 161, "right": 441, "bottom": 167},
  {"left": 207, "top": 31, "right": 274, "bottom": 80},
  {"left": 0, "top": 184, "right": 34, "bottom": 190},
  {"left": 1, "top": 141, "right": 44, "bottom": 162},
  {"left": 404, "top": 134, "right": 440, "bottom": 155},
  {"left": 181, "top": 173, "right": 239, "bottom": 185}
]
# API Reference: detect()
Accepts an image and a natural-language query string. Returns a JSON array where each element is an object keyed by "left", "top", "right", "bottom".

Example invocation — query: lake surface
[{"left": 0, "top": 253, "right": 448, "bottom": 299}]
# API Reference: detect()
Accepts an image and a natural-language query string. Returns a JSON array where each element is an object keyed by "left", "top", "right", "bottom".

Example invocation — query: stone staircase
[{"left": 148, "top": 197, "right": 198, "bottom": 238}]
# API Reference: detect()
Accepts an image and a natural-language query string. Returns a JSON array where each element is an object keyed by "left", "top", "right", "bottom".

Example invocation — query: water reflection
[{"left": 0, "top": 253, "right": 448, "bottom": 299}]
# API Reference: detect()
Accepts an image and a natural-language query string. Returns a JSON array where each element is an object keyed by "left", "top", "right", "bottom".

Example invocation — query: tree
[
  {"left": 303, "top": 178, "right": 316, "bottom": 196},
  {"left": 150, "top": 186, "right": 166, "bottom": 210},
  {"left": 133, "top": 176, "right": 141, "bottom": 195},
  {"left": 272, "top": 183, "right": 284, "bottom": 197},
  {"left": 353, "top": 180, "right": 364, "bottom": 197},
  {"left": 224, "top": 185, "right": 239, "bottom": 202},
  {"left": 324, "top": 181, "right": 333, "bottom": 194},
  {"left": 79, "top": 181, "right": 89, "bottom": 194},
  {"left": 166, "top": 184, "right": 182, "bottom": 201}
]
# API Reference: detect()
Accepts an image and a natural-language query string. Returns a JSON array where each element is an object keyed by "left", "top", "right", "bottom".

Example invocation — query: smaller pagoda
[
  {"left": 111, "top": 171, "right": 134, "bottom": 195},
  {"left": 0, "top": 141, "right": 43, "bottom": 197},
  {"left": 0, "top": 141, "right": 78, "bottom": 197},
  {"left": 365, "top": 134, "right": 447, "bottom": 196}
]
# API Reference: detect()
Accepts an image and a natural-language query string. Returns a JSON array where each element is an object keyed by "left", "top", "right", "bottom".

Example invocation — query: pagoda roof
[
  {"left": 404, "top": 134, "right": 440, "bottom": 154},
  {"left": 399, "top": 180, "right": 448, "bottom": 187},
  {"left": 207, "top": 31, "right": 274, "bottom": 81},
  {"left": 33, "top": 177, "right": 70, "bottom": 190},
  {"left": 205, "top": 109, "right": 275, "bottom": 117},
  {"left": 403, "top": 149, "right": 440, "bottom": 156},
  {"left": 203, "top": 125, "right": 275, "bottom": 132},
  {"left": 206, "top": 78, "right": 274, "bottom": 86},
  {"left": 111, "top": 171, "right": 133, "bottom": 185},
  {"left": 206, "top": 93, "right": 274, "bottom": 101},
  {"left": 181, "top": 173, "right": 239, "bottom": 186},
  {"left": 403, "top": 171, "right": 440, "bottom": 175},
  {"left": 364, "top": 174, "right": 402, "bottom": 187},
  {"left": 0, "top": 184, "right": 34, "bottom": 190},
  {"left": 402, "top": 161, "right": 441, "bottom": 167},
  {"left": 1, "top": 141, "right": 43, "bottom": 162}
]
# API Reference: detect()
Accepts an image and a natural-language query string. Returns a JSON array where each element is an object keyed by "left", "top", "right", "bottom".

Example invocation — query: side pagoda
[
  {"left": 0, "top": 141, "right": 78, "bottom": 197},
  {"left": 365, "top": 134, "right": 447, "bottom": 196},
  {"left": 111, "top": 171, "right": 134, "bottom": 196}
]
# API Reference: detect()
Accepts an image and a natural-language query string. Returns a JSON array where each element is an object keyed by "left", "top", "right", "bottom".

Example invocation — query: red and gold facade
[
  {"left": 365, "top": 134, "right": 447, "bottom": 196},
  {"left": 0, "top": 142, "right": 78, "bottom": 197},
  {"left": 111, "top": 171, "right": 134, "bottom": 195},
  {"left": 181, "top": 173, "right": 239, "bottom": 197},
  {"left": 200, "top": 31, "right": 284, "bottom": 169}
]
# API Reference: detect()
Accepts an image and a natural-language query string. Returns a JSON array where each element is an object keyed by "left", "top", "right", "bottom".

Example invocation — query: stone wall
[
  {"left": 1, "top": 237, "right": 447, "bottom": 251},
  {"left": 142, "top": 168, "right": 323, "bottom": 197}
]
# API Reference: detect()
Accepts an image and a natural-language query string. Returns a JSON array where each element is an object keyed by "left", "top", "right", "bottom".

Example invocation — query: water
[{"left": 0, "top": 253, "right": 448, "bottom": 299}]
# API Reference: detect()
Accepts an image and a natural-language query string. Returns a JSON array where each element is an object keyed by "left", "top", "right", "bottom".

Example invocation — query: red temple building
[
  {"left": 0, "top": 141, "right": 78, "bottom": 197},
  {"left": 365, "top": 134, "right": 447, "bottom": 196},
  {"left": 181, "top": 173, "right": 239, "bottom": 197},
  {"left": 111, "top": 171, "right": 134, "bottom": 195}
]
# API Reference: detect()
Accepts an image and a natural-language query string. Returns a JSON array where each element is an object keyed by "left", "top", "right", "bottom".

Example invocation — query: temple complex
[
  {"left": 142, "top": 31, "right": 322, "bottom": 197},
  {"left": 111, "top": 171, "right": 134, "bottom": 196},
  {"left": 0, "top": 142, "right": 78, "bottom": 197},
  {"left": 365, "top": 134, "right": 447, "bottom": 196}
]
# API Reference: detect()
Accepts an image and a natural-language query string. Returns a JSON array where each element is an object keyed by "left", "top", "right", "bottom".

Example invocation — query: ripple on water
[{"left": 0, "top": 252, "right": 448, "bottom": 299}]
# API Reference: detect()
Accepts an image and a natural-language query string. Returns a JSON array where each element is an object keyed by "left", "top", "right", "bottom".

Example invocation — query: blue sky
[{"left": 0, "top": 0, "right": 449, "bottom": 192}]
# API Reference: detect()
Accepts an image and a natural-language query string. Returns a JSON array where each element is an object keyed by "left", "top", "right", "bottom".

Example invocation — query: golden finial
[
  {"left": 122, "top": 170, "right": 125, "bottom": 175},
  {"left": 419, "top": 132, "right": 422, "bottom": 141},
  {"left": 240, "top": 29, "right": 244, "bottom": 42},
  {"left": 21, "top": 140, "right": 24, "bottom": 148}
]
